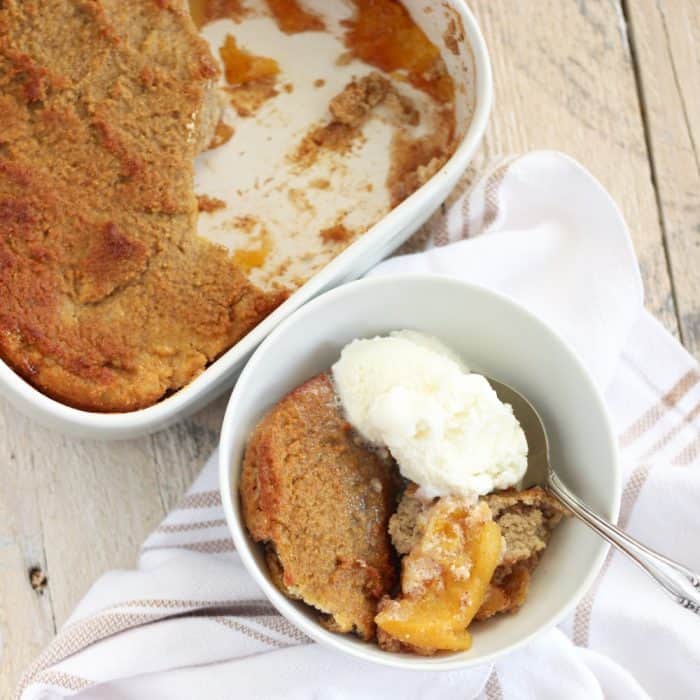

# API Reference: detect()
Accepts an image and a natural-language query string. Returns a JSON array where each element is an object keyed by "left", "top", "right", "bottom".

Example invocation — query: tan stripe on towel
[
  {"left": 251, "top": 614, "right": 311, "bottom": 643},
  {"left": 155, "top": 518, "right": 228, "bottom": 534},
  {"left": 211, "top": 616, "right": 290, "bottom": 648},
  {"left": 616, "top": 464, "right": 652, "bottom": 529},
  {"left": 484, "top": 668, "right": 504, "bottom": 700},
  {"left": 177, "top": 490, "right": 222, "bottom": 509},
  {"left": 31, "top": 670, "right": 92, "bottom": 692},
  {"left": 56, "top": 598, "right": 279, "bottom": 637},
  {"left": 671, "top": 434, "right": 700, "bottom": 466},
  {"left": 481, "top": 158, "right": 517, "bottom": 232},
  {"left": 642, "top": 400, "right": 700, "bottom": 459},
  {"left": 460, "top": 186, "right": 471, "bottom": 239},
  {"left": 433, "top": 202, "right": 450, "bottom": 247},
  {"left": 142, "top": 537, "right": 235, "bottom": 554},
  {"left": 117, "top": 598, "right": 274, "bottom": 614},
  {"left": 619, "top": 370, "right": 699, "bottom": 448}
]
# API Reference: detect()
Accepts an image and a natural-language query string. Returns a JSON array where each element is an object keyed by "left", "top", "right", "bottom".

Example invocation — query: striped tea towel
[{"left": 18, "top": 151, "right": 699, "bottom": 699}]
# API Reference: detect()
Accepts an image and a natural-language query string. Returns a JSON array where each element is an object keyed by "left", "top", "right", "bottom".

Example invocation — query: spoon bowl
[{"left": 489, "top": 377, "right": 700, "bottom": 615}]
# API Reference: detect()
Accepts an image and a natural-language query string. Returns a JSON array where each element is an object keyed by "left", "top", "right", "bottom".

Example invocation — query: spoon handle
[{"left": 547, "top": 470, "right": 700, "bottom": 615}]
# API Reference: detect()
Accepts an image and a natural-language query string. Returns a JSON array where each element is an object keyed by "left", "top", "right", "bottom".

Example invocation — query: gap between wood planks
[{"left": 620, "top": 0, "right": 685, "bottom": 348}]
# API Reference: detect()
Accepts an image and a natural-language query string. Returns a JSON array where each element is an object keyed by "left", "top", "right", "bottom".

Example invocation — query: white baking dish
[{"left": 0, "top": 0, "right": 492, "bottom": 439}]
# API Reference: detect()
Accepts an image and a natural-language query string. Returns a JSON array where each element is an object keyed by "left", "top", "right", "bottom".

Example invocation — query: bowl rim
[
  {"left": 218, "top": 273, "right": 621, "bottom": 671},
  {"left": 0, "top": 0, "right": 493, "bottom": 437}
]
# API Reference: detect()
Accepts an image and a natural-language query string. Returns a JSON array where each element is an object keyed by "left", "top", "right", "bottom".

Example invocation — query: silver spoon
[{"left": 489, "top": 377, "right": 700, "bottom": 615}]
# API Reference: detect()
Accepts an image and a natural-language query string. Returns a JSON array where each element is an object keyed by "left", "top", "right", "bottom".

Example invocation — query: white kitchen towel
[{"left": 18, "top": 151, "right": 700, "bottom": 700}]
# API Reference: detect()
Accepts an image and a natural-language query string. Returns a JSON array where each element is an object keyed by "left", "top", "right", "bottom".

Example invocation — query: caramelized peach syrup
[
  {"left": 267, "top": 0, "right": 325, "bottom": 33},
  {"left": 189, "top": 0, "right": 245, "bottom": 29},
  {"left": 344, "top": 0, "right": 455, "bottom": 103},
  {"left": 219, "top": 35, "right": 280, "bottom": 85}
]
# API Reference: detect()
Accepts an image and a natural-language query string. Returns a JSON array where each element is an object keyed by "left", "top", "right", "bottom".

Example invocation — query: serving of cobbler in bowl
[{"left": 219, "top": 274, "right": 620, "bottom": 669}]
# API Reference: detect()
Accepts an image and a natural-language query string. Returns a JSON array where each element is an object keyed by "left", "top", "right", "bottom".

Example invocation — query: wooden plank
[
  {"left": 34, "top": 434, "right": 166, "bottom": 626},
  {"left": 469, "top": 0, "right": 681, "bottom": 339},
  {"left": 0, "top": 393, "right": 228, "bottom": 692},
  {"left": 0, "top": 402, "right": 55, "bottom": 699},
  {"left": 149, "top": 398, "right": 226, "bottom": 511},
  {"left": 623, "top": 0, "right": 700, "bottom": 360},
  {"left": 0, "top": 397, "right": 169, "bottom": 691}
]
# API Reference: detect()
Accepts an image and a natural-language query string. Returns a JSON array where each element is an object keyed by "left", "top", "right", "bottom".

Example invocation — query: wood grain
[
  {"left": 0, "top": 399, "right": 168, "bottom": 698},
  {"left": 469, "top": 0, "right": 680, "bottom": 339},
  {"left": 624, "top": 0, "right": 700, "bottom": 359},
  {"left": 0, "top": 403, "right": 55, "bottom": 696},
  {"left": 0, "top": 0, "right": 697, "bottom": 694}
]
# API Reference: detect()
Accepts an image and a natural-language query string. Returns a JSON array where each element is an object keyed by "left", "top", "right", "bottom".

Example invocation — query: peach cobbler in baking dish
[
  {"left": 240, "top": 332, "right": 567, "bottom": 654},
  {"left": 0, "top": 0, "right": 469, "bottom": 411}
]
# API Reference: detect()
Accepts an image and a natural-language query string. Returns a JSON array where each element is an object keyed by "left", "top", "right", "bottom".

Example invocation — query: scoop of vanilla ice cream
[
  {"left": 331, "top": 331, "right": 527, "bottom": 500},
  {"left": 387, "top": 329, "right": 468, "bottom": 370}
]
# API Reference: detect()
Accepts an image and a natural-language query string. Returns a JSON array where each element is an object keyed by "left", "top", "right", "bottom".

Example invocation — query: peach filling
[
  {"left": 375, "top": 500, "right": 502, "bottom": 651},
  {"left": 219, "top": 35, "right": 280, "bottom": 86},
  {"left": 267, "top": 0, "right": 325, "bottom": 34},
  {"left": 343, "top": 0, "right": 455, "bottom": 103}
]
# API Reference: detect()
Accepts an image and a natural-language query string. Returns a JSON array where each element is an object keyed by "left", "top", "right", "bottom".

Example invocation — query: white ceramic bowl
[
  {"left": 0, "top": 1, "right": 492, "bottom": 439},
  {"left": 219, "top": 274, "right": 620, "bottom": 670}
]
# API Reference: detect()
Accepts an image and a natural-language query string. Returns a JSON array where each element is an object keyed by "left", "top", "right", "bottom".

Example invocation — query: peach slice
[{"left": 376, "top": 500, "right": 502, "bottom": 652}]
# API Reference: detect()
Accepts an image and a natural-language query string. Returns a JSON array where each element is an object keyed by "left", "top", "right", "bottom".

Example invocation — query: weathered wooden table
[{"left": 1, "top": 1, "right": 698, "bottom": 693}]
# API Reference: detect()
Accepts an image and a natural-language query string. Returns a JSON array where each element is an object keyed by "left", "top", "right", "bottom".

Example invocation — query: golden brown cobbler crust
[
  {"left": 240, "top": 372, "right": 400, "bottom": 640},
  {"left": 0, "top": 0, "right": 286, "bottom": 412}
]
